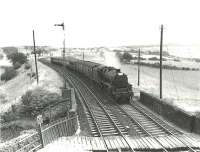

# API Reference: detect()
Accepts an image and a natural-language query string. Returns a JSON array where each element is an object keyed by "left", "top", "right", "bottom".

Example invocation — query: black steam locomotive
[{"left": 51, "top": 57, "right": 133, "bottom": 103}]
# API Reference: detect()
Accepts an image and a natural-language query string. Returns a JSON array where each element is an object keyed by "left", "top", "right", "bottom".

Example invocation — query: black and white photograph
[{"left": 0, "top": 0, "right": 200, "bottom": 151}]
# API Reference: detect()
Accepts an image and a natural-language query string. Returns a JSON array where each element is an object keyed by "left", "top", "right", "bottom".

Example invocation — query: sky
[{"left": 0, "top": 0, "right": 200, "bottom": 47}]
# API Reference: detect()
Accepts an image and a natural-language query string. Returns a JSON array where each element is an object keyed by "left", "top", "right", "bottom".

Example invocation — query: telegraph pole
[
  {"left": 160, "top": 25, "right": 163, "bottom": 99},
  {"left": 137, "top": 49, "right": 140, "bottom": 86},
  {"left": 54, "top": 22, "right": 66, "bottom": 88},
  {"left": 33, "top": 30, "right": 39, "bottom": 84}
]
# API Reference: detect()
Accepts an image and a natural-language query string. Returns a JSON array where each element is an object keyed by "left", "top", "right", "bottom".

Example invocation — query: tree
[
  {"left": 122, "top": 52, "right": 133, "bottom": 62},
  {"left": 7, "top": 52, "right": 27, "bottom": 65},
  {"left": 2, "top": 47, "right": 18, "bottom": 55},
  {"left": 1, "top": 67, "right": 17, "bottom": 81}
]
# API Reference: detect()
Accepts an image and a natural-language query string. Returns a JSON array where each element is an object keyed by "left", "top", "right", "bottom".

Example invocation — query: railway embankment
[{"left": 139, "top": 91, "right": 200, "bottom": 134}]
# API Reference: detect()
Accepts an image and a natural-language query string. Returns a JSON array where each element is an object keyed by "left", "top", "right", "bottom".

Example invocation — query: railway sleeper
[
  {"left": 96, "top": 121, "right": 111, "bottom": 124},
  {"left": 96, "top": 123, "right": 113, "bottom": 126},
  {"left": 102, "top": 132, "right": 119, "bottom": 136},
  {"left": 100, "top": 128, "right": 117, "bottom": 131},
  {"left": 100, "top": 130, "right": 118, "bottom": 134}
]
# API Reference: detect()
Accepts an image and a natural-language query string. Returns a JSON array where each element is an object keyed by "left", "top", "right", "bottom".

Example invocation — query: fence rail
[
  {"left": 2, "top": 115, "right": 78, "bottom": 152},
  {"left": 41, "top": 115, "right": 78, "bottom": 146}
]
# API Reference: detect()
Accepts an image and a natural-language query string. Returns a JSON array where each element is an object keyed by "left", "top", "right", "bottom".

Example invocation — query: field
[{"left": 121, "top": 64, "right": 200, "bottom": 114}]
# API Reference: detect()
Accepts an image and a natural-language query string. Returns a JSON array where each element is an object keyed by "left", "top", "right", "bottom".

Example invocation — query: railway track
[
  {"left": 65, "top": 69, "right": 128, "bottom": 137},
  {"left": 62, "top": 67, "right": 136, "bottom": 151},
  {"left": 61, "top": 67, "right": 200, "bottom": 152},
  {"left": 119, "top": 104, "right": 180, "bottom": 136},
  {"left": 41, "top": 59, "right": 200, "bottom": 152},
  {"left": 128, "top": 102, "right": 200, "bottom": 151},
  {"left": 86, "top": 87, "right": 200, "bottom": 151}
]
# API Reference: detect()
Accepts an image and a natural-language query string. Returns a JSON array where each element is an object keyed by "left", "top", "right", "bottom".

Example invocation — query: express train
[{"left": 51, "top": 57, "right": 133, "bottom": 103}]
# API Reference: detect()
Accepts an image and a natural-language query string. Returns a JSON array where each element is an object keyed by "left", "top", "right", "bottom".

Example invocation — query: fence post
[{"left": 37, "top": 115, "right": 44, "bottom": 148}]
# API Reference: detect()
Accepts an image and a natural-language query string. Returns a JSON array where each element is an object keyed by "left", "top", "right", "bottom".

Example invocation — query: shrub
[
  {"left": 196, "top": 112, "right": 200, "bottom": 117},
  {"left": 2, "top": 47, "right": 18, "bottom": 55},
  {"left": 149, "top": 57, "right": 159, "bottom": 61},
  {"left": 122, "top": 52, "right": 133, "bottom": 62},
  {"left": 21, "top": 89, "right": 62, "bottom": 118},
  {"left": 21, "top": 91, "right": 33, "bottom": 106},
  {"left": 7, "top": 52, "right": 27, "bottom": 65},
  {"left": 116, "top": 52, "right": 133, "bottom": 62},
  {"left": 27, "top": 72, "right": 36, "bottom": 78},
  {"left": 0, "top": 94, "right": 8, "bottom": 104},
  {"left": 1, "top": 67, "right": 17, "bottom": 81},
  {"left": 31, "top": 72, "right": 36, "bottom": 77},
  {"left": 174, "top": 59, "right": 180, "bottom": 62},
  {"left": 0, "top": 54, "right": 3, "bottom": 60},
  {"left": 2, "top": 111, "right": 16, "bottom": 122},
  {"left": 13, "top": 62, "right": 21, "bottom": 69},
  {"left": 24, "top": 63, "right": 31, "bottom": 70}
]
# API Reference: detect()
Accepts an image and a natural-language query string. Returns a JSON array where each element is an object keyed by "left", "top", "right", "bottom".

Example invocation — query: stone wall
[{"left": 139, "top": 91, "right": 200, "bottom": 134}]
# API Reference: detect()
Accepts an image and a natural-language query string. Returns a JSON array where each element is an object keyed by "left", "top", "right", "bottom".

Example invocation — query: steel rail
[
  {"left": 116, "top": 104, "right": 169, "bottom": 152},
  {"left": 67, "top": 62, "right": 197, "bottom": 151},
  {"left": 132, "top": 101, "right": 199, "bottom": 152},
  {"left": 77, "top": 73, "right": 170, "bottom": 151},
  {"left": 135, "top": 101, "right": 199, "bottom": 143},
  {"left": 62, "top": 70, "right": 110, "bottom": 152},
  {"left": 64, "top": 68, "right": 135, "bottom": 152}
]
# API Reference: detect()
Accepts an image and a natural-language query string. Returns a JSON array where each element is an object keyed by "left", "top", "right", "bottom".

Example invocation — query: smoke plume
[{"left": 102, "top": 48, "right": 121, "bottom": 68}]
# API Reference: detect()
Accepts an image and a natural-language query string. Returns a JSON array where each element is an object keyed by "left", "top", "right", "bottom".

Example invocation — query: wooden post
[
  {"left": 62, "top": 23, "right": 66, "bottom": 89},
  {"left": 33, "top": 30, "right": 39, "bottom": 84},
  {"left": 83, "top": 51, "right": 84, "bottom": 61},
  {"left": 37, "top": 115, "right": 44, "bottom": 148},
  {"left": 160, "top": 25, "right": 163, "bottom": 99},
  {"left": 137, "top": 49, "right": 140, "bottom": 86},
  {"left": 49, "top": 106, "right": 51, "bottom": 122}
]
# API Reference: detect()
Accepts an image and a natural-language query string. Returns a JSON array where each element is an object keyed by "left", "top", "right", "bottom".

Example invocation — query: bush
[
  {"left": 24, "top": 63, "right": 31, "bottom": 69},
  {"left": 7, "top": 52, "right": 27, "bottom": 65},
  {"left": 27, "top": 72, "right": 36, "bottom": 78},
  {"left": 0, "top": 54, "right": 3, "bottom": 60},
  {"left": 0, "top": 94, "right": 8, "bottom": 104},
  {"left": 2, "top": 111, "right": 17, "bottom": 122},
  {"left": 122, "top": 52, "right": 133, "bottom": 62},
  {"left": 2, "top": 47, "right": 18, "bottom": 56},
  {"left": 149, "top": 57, "right": 159, "bottom": 61},
  {"left": 21, "top": 91, "right": 33, "bottom": 106},
  {"left": 13, "top": 62, "right": 22, "bottom": 69},
  {"left": 21, "top": 89, "right": 62, "bottom": 118},
  {"left": 116, "top": 52, "right": 133, "bottom": 62},
  {"left": 174, "top": 59, "right": 180, "bottom": 62},
  {"left": 195, "top": 59, "right": 200, "bottom": 63},
  {"left": 1, "top": 67, "right": 17, "bottom": 81}
]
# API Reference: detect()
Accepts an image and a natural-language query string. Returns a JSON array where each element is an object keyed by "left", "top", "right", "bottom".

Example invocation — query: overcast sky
[{"left": 0, "top": 0, "right": 200, "bottom": 47}]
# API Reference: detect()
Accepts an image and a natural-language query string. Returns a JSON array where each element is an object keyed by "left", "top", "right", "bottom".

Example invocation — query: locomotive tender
[{"left": 51, "top": 57, "right": 133, "bottom": 103}]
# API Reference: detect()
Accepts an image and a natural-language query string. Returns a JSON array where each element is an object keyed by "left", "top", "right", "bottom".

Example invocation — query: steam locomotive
[{"left": 51, "top": 57, "right": 133, "bottom": 103}]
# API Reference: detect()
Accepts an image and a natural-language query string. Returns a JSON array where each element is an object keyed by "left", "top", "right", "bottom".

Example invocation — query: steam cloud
[{"left": 102, "top": 49, "right": 121, "bottom": 69}]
